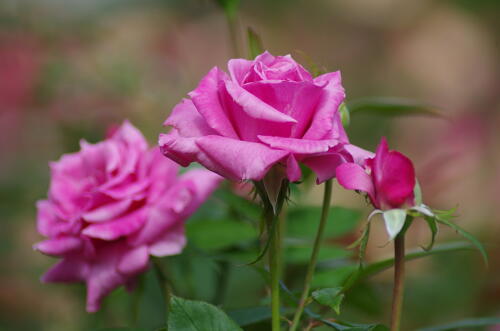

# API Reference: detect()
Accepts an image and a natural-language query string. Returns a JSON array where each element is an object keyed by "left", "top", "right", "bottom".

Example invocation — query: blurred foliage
[{"left": 1, "top": 0, "right": 499, "bottom": 330}]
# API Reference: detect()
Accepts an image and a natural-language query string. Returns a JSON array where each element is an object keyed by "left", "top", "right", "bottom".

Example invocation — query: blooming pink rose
[
  {"left": 336, "top": 137, "right": 416, "bottom": 210},
  {"left": 159, "top": 51, "right": 370, "bottom": 183},
  {"left": 34, "top": 121, "right": 221, "bottom": 312}
]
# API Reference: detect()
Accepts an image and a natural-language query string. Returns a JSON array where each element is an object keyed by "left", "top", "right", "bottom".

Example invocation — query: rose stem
[
  {"left": 390, "top": 231, "right": 406, "bottom": 331},
  {"left": 152, "top": 258, "right": 171, "bottom": 325},
  {"left": 269, "top": 209, "right": 281, "bottom": 331},
  {"left": 289, "top": 179, "right": 333, "bottom": 331}
]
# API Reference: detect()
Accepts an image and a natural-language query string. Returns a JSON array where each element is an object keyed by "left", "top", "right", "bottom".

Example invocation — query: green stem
[
  {"left": 390, "top": 232, "right": 405, "bottom": 331},
  {"left": 289, "top": 179, "right": 333, "bottom": 331},
  {"left": 268, "top": 208, "right": 282, "bottom": 331},
  {"left": 153, "top": 258, "right": 171, "bottom": 324},
  {"left": 214, "top": 260, "right": 230, "bottom": 305}
]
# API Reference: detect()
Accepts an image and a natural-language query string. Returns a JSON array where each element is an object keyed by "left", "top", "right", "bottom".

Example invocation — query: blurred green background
[{"left": 1, "top": 0, "right": 499, "bottom": 330}]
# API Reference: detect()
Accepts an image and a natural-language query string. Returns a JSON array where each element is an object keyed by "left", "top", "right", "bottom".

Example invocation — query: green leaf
[
  {"left": 247, "top": 28, "right": 264, "bottom": 59},
  {"left": 352, "top": 242, "right": 476, "bottom": 286},
  {"left": 433, "top": 207, "right": 457, "bottom": 220},
  {"left": 339, "top": 103, "right": 350, "bottom": 127},
  {"left": 382, "top": 209, "right": 407, "bottom": 240},
  {"left": 313, "top": 265, "right": 358, "bottom": 289},
  {"left": 228, "top": 306, "right": 293, "bottom": 327},
  {"left": 422, "top": 216, "right": 438, "bottom": 251},
  {"left": 227, "top": 306, "right": 271, "bottom": 326},
  {"left": 417, "top": 317, "right": 500, "bottom": 331},
  {"left": 348, "top": 97, "right": 444, "bottom": 118},
  {"left": 435, "top": 216, "right": 488, "bottom": 265},
  {"left": 95, "top": 329, "right": 148, "bottom": 331},
  {"left": 286, "top": 244, "right": 351, "bottom": 264},
  {"left": 312, "top": 287, "right": 345, "bottom": 314},
  {"left": 357, "top": 222, "right": 371, "bottom": 263},
  {"left": 215, "top": 0, "right": 240, "bottom": 19},
  {"left": 215, "top": 187, "right": 261, "bottom": 221},
  {"left": 288, "top": 206, "right": 362, "bottom": 239},
  {"left": 187, "top": 220, "right": 257, "bottom": 251},
  {"left": 168, "top": 296, "right": 242, "bottom": 331},
  {"left": 279, "top": 281, "right": 388, "bottom": 331}
]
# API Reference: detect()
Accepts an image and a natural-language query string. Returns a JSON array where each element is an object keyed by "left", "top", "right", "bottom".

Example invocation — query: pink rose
[
  {"left": 34, "top": 121, "right": 221, "bottom": 312},
  {"left": 159, "top": 51, "right": 370, "bottom": 183},
  {"left": 336, "top": 137, "right": 416, "bottom": 210}
]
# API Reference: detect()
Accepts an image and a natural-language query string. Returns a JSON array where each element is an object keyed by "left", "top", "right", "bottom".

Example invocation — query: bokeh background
[{"left": 1, "top": 0, "right": 499, "bottom": 330}]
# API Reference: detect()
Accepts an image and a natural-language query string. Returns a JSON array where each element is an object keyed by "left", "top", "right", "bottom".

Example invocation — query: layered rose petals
[
  {"left": 159, "top": 51, "right": 371, "bottom": 183},
  {"left": 336, "top": 137, "right": 416, "bottom": 210},
  {"left": 34, "top": 121, "right": 222, "bottom": 312}
]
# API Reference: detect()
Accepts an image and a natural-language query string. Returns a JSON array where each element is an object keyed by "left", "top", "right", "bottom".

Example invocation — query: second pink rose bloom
[
  {"left": 159, "top": 51, "right": 371, "bottom": 183},
  {"left": 34, "top": 121, "right": 222, "bottom": 312}
]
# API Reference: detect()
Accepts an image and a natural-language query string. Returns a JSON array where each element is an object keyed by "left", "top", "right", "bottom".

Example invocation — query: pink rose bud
[
  {"left": 34, "top": 121, "right": 222, "bottom": 312},
  {"left": 336, "top": 137, "right": 416, "bottom": 210},
  {"left": 159, "top": 51, "right": 371, "bottom": 184}
]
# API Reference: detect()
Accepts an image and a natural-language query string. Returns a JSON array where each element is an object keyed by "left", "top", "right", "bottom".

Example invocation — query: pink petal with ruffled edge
[
  {"left": 188, "top": 67, "right": 239, "bottom": 139},
  {"left": 149, "top": 222, "right": 186, "bottom": 257},
  {"left": 303, "top": 71, "right": 345, "bottom": 140},
  {"left": 196, "top": 135, "right": 289, "bottom": 181},
  {"left": 36, "top": 200, "right": 82, "bottom": 237},
  {"left": 258, "top": 136, "right": 342, "bottom": 154},
  {"left": 118, "top": 245, "right": 149, "bottom": 276},
  {"left": 34, "top": 236, "right": 83, "bottom": 256},
  {"left": 176, "top": 169, "right": 223, "bottom": 215},
  {"left": 225, "top": 80, "right": 298, "bottom": 124},
  {"left": 302, "top": 152, "right": 350, "bottom": 184},
  {"left": 336, "top": 163, "right": 377, "bottom": 205},
  {"left": 242, "top": 80, "right": 323, "bottom": 138},
  {"left": 82, "top": 208, "right": 147, "bottom": 241},
  {"left": 164, "top": 98, "right": 217, "bottom": 137},
  {"left": 41, "top": 258, "right": 88, "bottom": 283},
  {"left": 228, "top": 58, "right": 254, "bottom": 84},
  {"left": 82, "top": 199, "right": 133, "bottom": 222}
]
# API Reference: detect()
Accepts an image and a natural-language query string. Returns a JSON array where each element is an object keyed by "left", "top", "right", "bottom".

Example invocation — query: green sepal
[
  {"left": 311, "top": 287, "right": 345, "bottom": 315},
  {"left": 433, "top": 209, "right": 488, "bottom": 266},
  {"left": 421, "top": 216, "right": 438, "bottom": 251}
]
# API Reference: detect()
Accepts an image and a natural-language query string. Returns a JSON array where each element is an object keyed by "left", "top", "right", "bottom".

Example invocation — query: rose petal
[
  {"left": 196, "top": 135, "right": 289, "bottom": 181},
  {"left": 242, "top": 80, "right": 323, "bottom": 138},
  {"left": 82, "top": 208, "right": 147, "bottom": 240},
  {"left": 225, "top": 79, "right": 298, "bottom": 124},
  {"left": 228, "top": 58, "right": 254, "bottom": 84},
  {"left": 302, "top": 151, "right": 351, "bottom": 184},
  {"left": 188, "top": 67, "right": 239, "bottom": 138},
  {"left": 258, "top": 135, "right": 342, "bottom": 154},
  {"left": 117, "top": 245, "right": 149, "bottom": 276},
  {"left": 149, "top": 223, "right": 186, "bottom": 257},
  {"left": 336, "top": 163, "right": 376, "bottom": 204},
  {"left": 34, "top": 236, "right": 83, "bottom": 256},
  {"left": 36, "top": 200, "right": 81, "bottom": 237},
  {"left": 377, "top": 153, "right": 415, "bottom": 208},
  {"left": 176, "top": 169, "right": 223, "bottom": 215},
  {"left": 82, "top": 199, "right": 133, "bottom": 223},
  {"left": 343, "top": 144, "right": 374, "bottom": 165},
  {"left": 303, "top": 71, "right": 345, "bottom": 140},
  {"left": 41, "top": 259, "right": 88, "bottom": 283},
  {"left": 286, "top": 155, "right": 301, "bottom": 182},
  {"left": 164, "top": 98, "right": 216, "bottom": 137},
  {"left": 127, "top": 207, "right": 179, "bottom": 247},
  {"left": 110, "top": 120, "right": 148, "bottom": 152}
]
